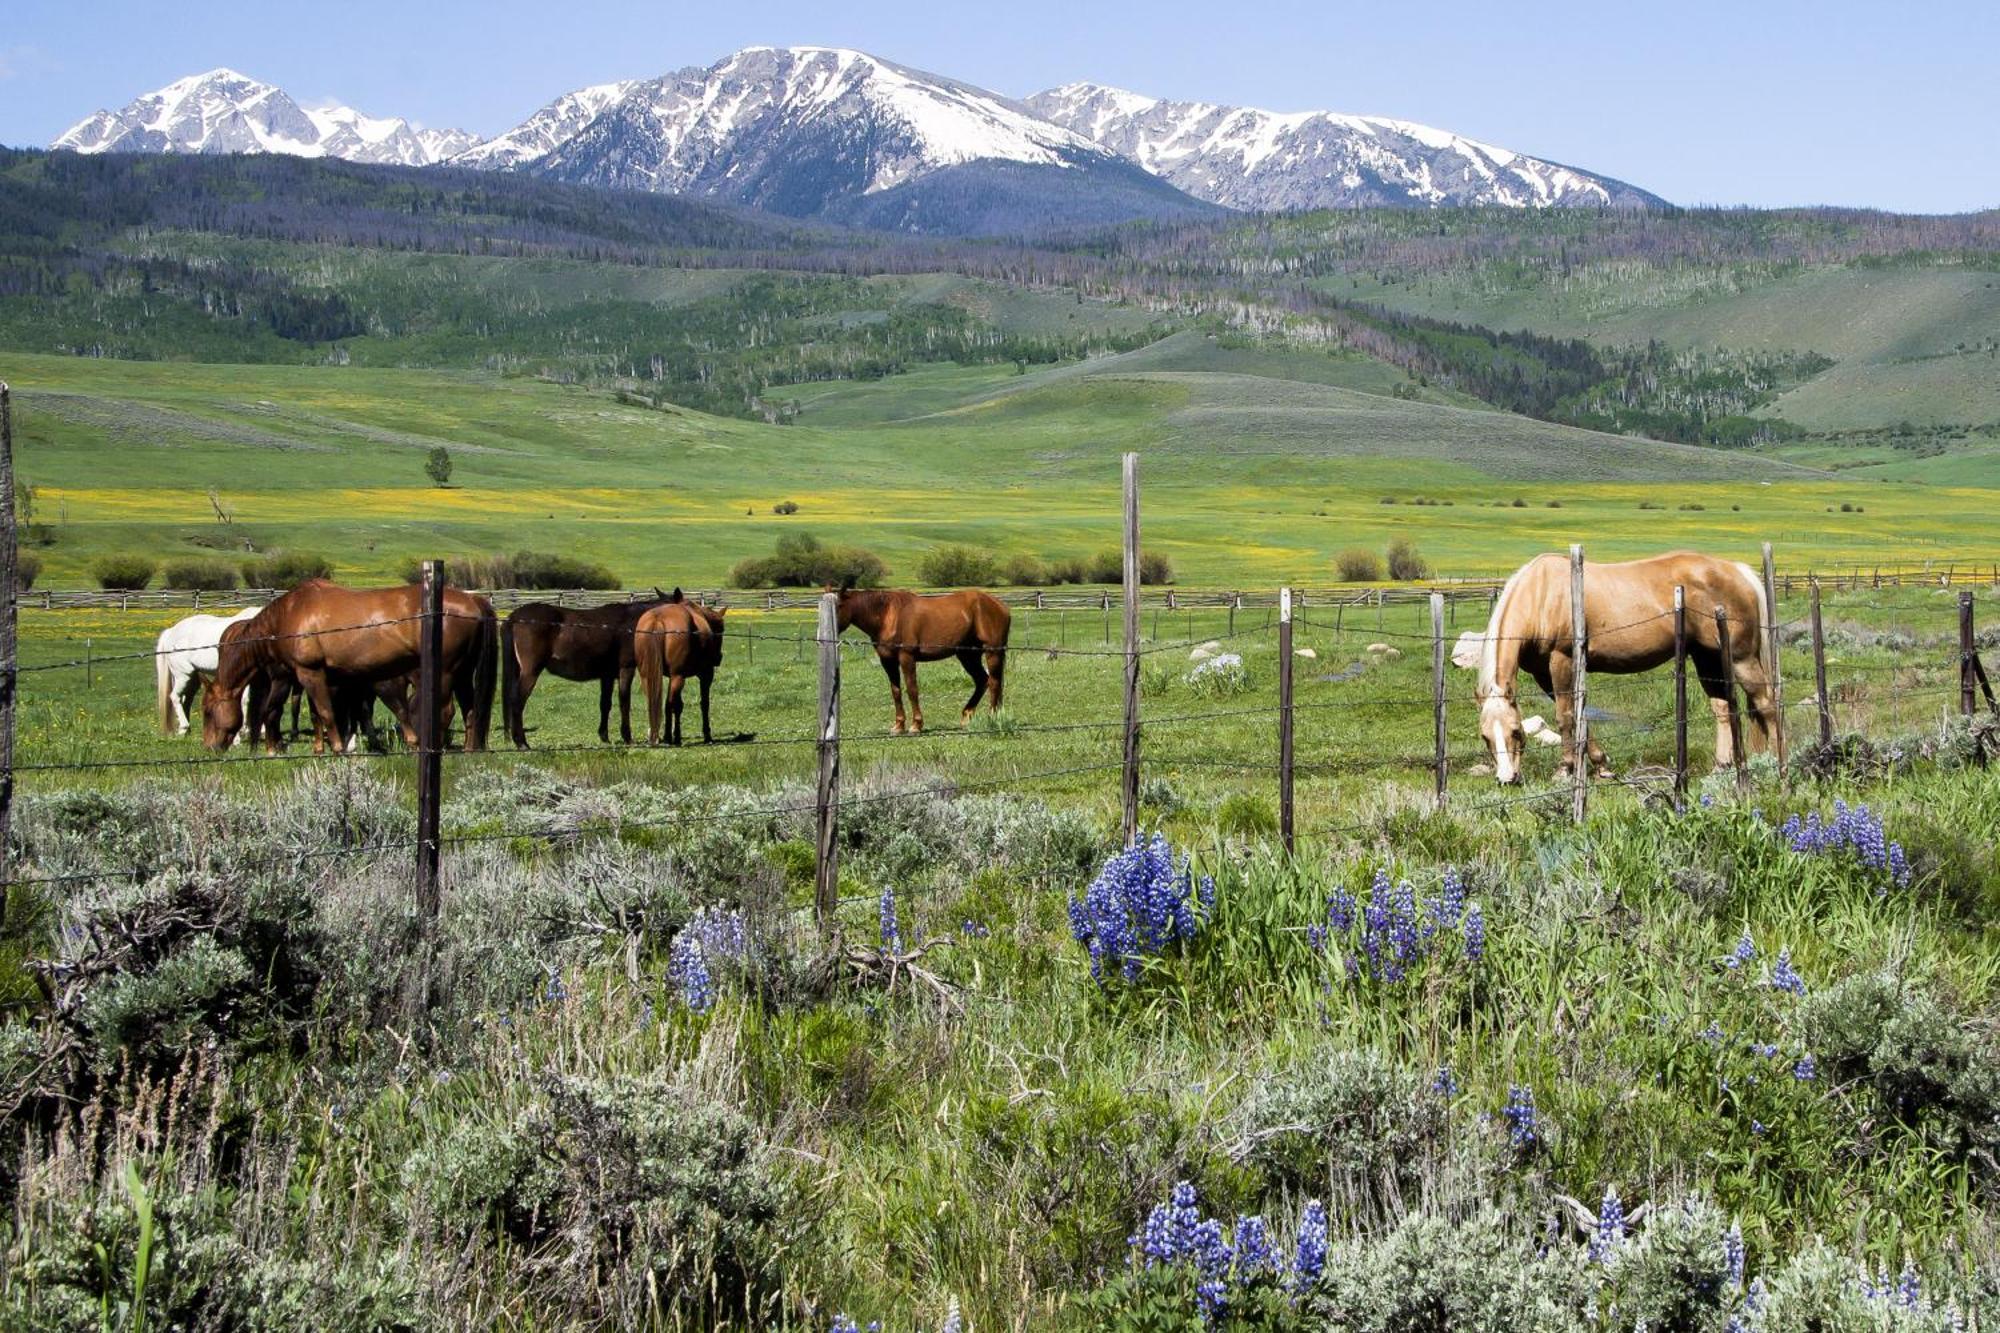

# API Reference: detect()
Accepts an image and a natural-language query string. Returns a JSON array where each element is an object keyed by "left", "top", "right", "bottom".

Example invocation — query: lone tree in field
[{"left": 425, "top": 446, "right": 454, "bottom": 488}]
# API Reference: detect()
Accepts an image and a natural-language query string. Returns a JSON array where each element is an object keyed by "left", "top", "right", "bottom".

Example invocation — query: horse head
[
  {"left": 201, "top": 674, "right": 245, "bottom": 752},
  {"left": 1478, "top": 690, "right": 1526, "bottom": 785}
]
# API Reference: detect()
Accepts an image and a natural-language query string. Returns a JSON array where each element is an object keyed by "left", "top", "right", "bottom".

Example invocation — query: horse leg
[
  {"left": 1691, "top": 650, "right": 1736, "bottom": 770},
  {"left": 296, "top": 668, "right": 340, "bottom": 755},
  {"left": 668, "top": 674, "right": 686, "bottom": 746},
  {"left": 985, "top": 648, "right": 1006, "bottom": 713},
  {"left": 902, "top": 653, "right": 924, "bottom": 734},
  {"left": 174, "top": 670, "right": 200, "bottom": 736},
  {"left": 1734, "top": 655, "right": 1777, "bottom": 756},
  {"left": 698, "top": 671, "right": 713, "bottom": 744},
  {"left": 509, "top": 663, "right": 538, "bottom": 749},
  {"left": 597, "top": 675, "right": 614, "bottom": 744},
  {"left": 879, "top": 653, "right": 906, "bottom": 735},
  {"left": 956, "top": 649, "right": 989, "bottom": 724},
  {"left": 618, "top": 667, "right": 636, "bottom": 745}
]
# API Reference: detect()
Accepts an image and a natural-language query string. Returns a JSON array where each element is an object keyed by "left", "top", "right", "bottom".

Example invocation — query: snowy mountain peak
[
  {"left": 52, "top": 69, "right": 477, "bottom": 167},
  {"left": 1027, "top": 82, "right": 1662, "bottom": 211}
]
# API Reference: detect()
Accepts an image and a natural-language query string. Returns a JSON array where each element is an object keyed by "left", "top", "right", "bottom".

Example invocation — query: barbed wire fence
[{"left": 1, "top": 425, "right": 1996, "bottom": 1009}]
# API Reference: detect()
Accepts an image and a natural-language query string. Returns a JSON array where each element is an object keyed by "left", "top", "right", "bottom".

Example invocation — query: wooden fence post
[
  {"left": 0, "top": 383, "right": 15, "bottom": 911},
  {"left": 1570, "top": 544, "right": 1589, "bottom": 825},
  {"left": 815, "top": 592, "right": 841, "bottom": 934},
  {"left": 1716, "top": 607, "right": 1748, "bottom": 794},
  {"left": 1811, "top": 578, "right": 1832, "bottom": 747},
  {"left": 408, "top": 558, "right": 446, "bottom": 1019},
  {"left": 1672, "top": 585, "right": 1688, "bottom": 812},
  {"left": 1121, "top": 453, "right": 1142, "bottom": 847},
  {"left": 1278, "top": 587, "right": 1295, "bottom": 854},
  {"left": 1430, "top": 591, "right": 1448, "bottom": 811},
  {"left": 1962, "top": 591, "right": 1977, "bottom": 719},
  {"left": 1761, "top": 542, "right": 1787, "bottom": 776}
]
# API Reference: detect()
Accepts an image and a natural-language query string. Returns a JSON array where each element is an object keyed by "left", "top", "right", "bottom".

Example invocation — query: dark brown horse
[
  {"left": 203, "top": 580, "right": 497, "bottom": 753},
  {"left": 636, "top": 600, "right": 727, "bottom": 745},
  {"left": 836, "top": 586, "right": 1010, "bottom": 734},
  {"left": 500, "top": 590, "right": 682, "bottom": 747}
]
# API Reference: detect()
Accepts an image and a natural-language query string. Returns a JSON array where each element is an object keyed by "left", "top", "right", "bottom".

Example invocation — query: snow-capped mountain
[
  {"left": 52, "top": 69, "right": 476, "bottom": 167},
  {"left": 449, "top": 81, "right": 640, "bottom": 172},
  {"left": 1025, "top": 83, "right": 1662, "bottom": 210}
]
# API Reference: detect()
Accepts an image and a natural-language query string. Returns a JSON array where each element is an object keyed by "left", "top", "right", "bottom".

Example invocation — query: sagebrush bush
[
  {"left": 1386, "top": 537, "right": 1430, "bottom": 581},
  {"left": 1335, "top": 548, "right": 1385, "bottom": 581},
  {"left": 1234, "top": 1049, "right": 1455, "bottom": 1197},
  {"left": 15, "top": 550, "right": 40, "bottom": 590},
  {"left": 1086, "top": 550, "right": 1173, "bottom": 584},
  {"left": 730, "top": 532, "right": 886, "bottom": 588},
  {"left": 917, "top": 544, "right": 999, "bottom": 587},
  {"left": 998, "top": 553, "right": 1047, "bottom": 586},
  {"left": 400, "top": 550, "right": 619, "bottom": 590},
  {"left": 241, "top": 551, "right": 333, "bottom": 588},
  {"left": 91, "top": 554, "right": 156, "bottom": 590},
  {"left": 161, "top": 557, "right": 239, "bottom": 591}
]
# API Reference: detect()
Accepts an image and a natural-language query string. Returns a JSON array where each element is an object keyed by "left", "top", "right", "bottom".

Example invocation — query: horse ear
[
  {"left": 670, "top": 586, "right": 683, "bottom": 602},
  {"left": 840, "top": 575, "right": 856, "bottom": 593}
]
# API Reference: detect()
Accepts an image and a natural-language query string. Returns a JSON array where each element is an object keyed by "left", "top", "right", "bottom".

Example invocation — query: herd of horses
[{"left": 152, "top": 551, "right": 1777, "bottom": 785}]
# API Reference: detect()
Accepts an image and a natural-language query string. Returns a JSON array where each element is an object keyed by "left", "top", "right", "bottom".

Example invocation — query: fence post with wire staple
[
  {"left": 1121, "top": 452, "right": 1142, "bottom": 846},
  {"left": 1570, "top": 544, "right": 1589, "bottom": 825},
  {"left": 404, "top": 558, "right": 446, "bottom": 1020},
  {"left": 1278, "top": 587, "right": 1295, "bottom": 853},
  {"left": 1962, "top": 591, "right": 1977, "bottom": 719},
  {"left": 815, "top": 592, "right": 841, "bottom": 934},
  {"left": 1716, "top": 607, "right": 1748, "bottom": 794},
  {"left": 1431, "top": 592, "right": 1448, "bottom": 810},
  {"left": 1672, "top": 585, "right": 1688, "bottom": 811},
  {"left": 1811, "top": 578, "right": 1832, "bottom": 747},
  {"left": 0, "top": 382, "right": 16, "bottom": 909},
  {"left": 1761, "top": 542, "right": 1787, "bottom": 777}
]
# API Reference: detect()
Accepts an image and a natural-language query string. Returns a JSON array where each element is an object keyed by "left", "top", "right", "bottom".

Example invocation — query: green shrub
[
  {"left": 917, "top": 544, "right": 999, "bottom": 587},
  {"left": 15, "top": 550, "right": 40, "bottom": 590},
  {"left": 772, "top": 500, "right": 800, "bottom": 515},
  {"left": 1045, "top": 556, "right": 1089, "bottom": 585},
  {"left": 401, "top": 551, "right": 619, "bottom": 590},
  {"left": 1235, "top": 1049, "right": 1452, "bottom": 1196},
  {"left": 999, "top": 553, "right": 1048, "bottom": 586},
  {"left": 1214, "top": 792, "right": 1277, "bottom": 838},
  {"left": 161, "top": 557, "right": 239, "bottom": 591},
  {"left": 1085, "top": 550, "right": 1173, "bottom": 584},
  {"left": 241, "top": 551, "right": 333, "bottom": 588},
  {"left": 1336, "top": 548, "right": 1385, "bottom": 581},
  {"left": 730, "top": 532, "right": 886, "bottom": 588},
  {"left": 1386, "top": 537, "right": 1431, "bottom": 581},
  {"left": 92, "top": 555, "right": 156, "bottom": 590}
]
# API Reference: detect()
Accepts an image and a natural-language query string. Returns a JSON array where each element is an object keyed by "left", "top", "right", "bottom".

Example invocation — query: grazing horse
[
  {"left": 636, "top": 600, "right": 727, "bottom": 745},
  {"left": 156, "top": 607, "right": 263, "bottom": 736},
  {"left": 1471, "top": 551, "right": 1776, "bottom": 784},
  {"left": 500, "top": 590, "right": 684, "bottom": 748},
  {"left": 203, "top": 580, "right": 497, "bottom": 753},
  {"left": 835, "top": 585, "right": 1010, "bottom": 734}
]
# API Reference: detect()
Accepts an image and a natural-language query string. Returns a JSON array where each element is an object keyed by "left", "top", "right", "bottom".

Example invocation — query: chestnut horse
[
  {"left": 836, "top": 586, "right": 1010, "bottom": 734},
  {"left": 1472, "top": 551, "right": 1776, "bottom": 784},
  {"left": 203, "top": 580, "right": 496, "bottom": 753},
  {"left": 500, "top": 590, "right": 682, "bottom": 748},
  {"left": 636, "top": 600, "right": 727, "bottom": 745}
]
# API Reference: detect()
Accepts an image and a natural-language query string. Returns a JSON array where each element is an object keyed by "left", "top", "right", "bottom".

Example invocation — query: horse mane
[{"left": 1477, "top": 556, "right": 1553, "bottom": 702}]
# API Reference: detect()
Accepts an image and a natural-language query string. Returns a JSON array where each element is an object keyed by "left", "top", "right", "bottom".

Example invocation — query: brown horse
[
  {"left": 636, "top": 600, "right": 727, "bottom": 745},
  {"left": 1472, "top": 551, "right": 1776, "bottom": 784},
  {"left": 835, "top": 586, "right": 1010, "bottom": 734},
  {"left": 500, "top": 590, "right": 682, "bottom": 748},
  {"left": 203, "top": 580, "right": 497, "bottom": 753}
]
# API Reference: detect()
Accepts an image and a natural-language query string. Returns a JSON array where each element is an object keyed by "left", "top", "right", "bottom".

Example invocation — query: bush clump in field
[
  {"left": 241, "top": 551, "right": 333, "bottom": 588},
  {"left": 917, "top": 544, "right": 999, "bottom": 587},
  {"left": 1638, "top": 500, "right": 1664, "bottom": 510},
  {"left": 161, "top": 557, "right": 240, "bottom": 591},
  {"left": 1187, "top": 653, "right": 1249, "bottom": 699},
  {"left": 15, "top": 551, "right": 40, "bottom": 590},
  {"left": 998, "top": 553, "right": 1047, "bottom": 586},
  {"left": 772, "top": 500, "right": 799, "bottom": 515},
  {"left": 730, "top": 532, "right": 886, "bottom": 588},
  {"left": 1386, "top": 537, "right": 1431, "bottom": 581},
  {"left": 1233, "top": 1049, "right": 1456, "bottom": 1196},
  {"left": 1084, "top": 550, "right": 1173, "bottom": 585},
  {"left": 403, "top": 551, "right": 619, "bottom": 590},
  {"left": 1336, "top": 548, "right": 1385, "bottom": 581},
  {"left": 91, "top": 555, "right": 156, "bottom": 590}
]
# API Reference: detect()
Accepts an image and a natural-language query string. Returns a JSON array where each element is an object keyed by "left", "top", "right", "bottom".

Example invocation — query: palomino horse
[
  {"left": 1472, "top": 551, "right": 1775, "bottom": 784},
  {"left": 836, "top": 585, "right": 1010, "bottom": 734},
  {"left": 500, "top": 590, "right": 682, "bottom": 748},
  {"left": 156, "top": 607, "right": 263, "bottom": 736},
  {"left": 203, "top": 580, "right": 497, "bottom": 753},
  {"left": 636, "top": 600, "right": 726, "bottom": 745}
]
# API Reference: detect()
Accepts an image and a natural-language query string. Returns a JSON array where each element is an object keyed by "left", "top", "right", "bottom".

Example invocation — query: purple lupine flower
[
  {"left": 1293, "top": 1200, "right": 1328, "bottom": 1290},
  {"left": 1306, "top": 923, "right": 1326, "bottom": 953},
  {"left": 1897, "top": 1264, "right": 1920, "bottom": 1311},
  {"left": 1724, "top": 1222, "right": 1745, "bottom": 1288},
  {"left": 939, "top": 1303, "right": 963, "bottom": 1333},
  {"left": 1699, "top": 1022, "right": 1726, "bottom": 1045},
  {"left": 1327, "top": 883, "right": 1357, "bottom": 933},
  {"left": 1432, "top": 1065, "right": 1459, "bottom": 1099},
  {"left": 1750, "top": 1041, "right": 1780, "bottom": 1059},
  {"left": 1070, "top": 835, "right": 1210, "bottom": 985},
  {"left": 1463, "top": 903, "right": 1485, "bottom": 962},
  {"left": 830, "top": 1317, "right": 859, "bottom": 1333},
  {"left": 1433, "top": 866, "right": 1467, "bottom": 927},
  {"left": 880, "top": 884, "right": 901, "bottom": 952},
  {"left": 668, "top": 932, "right": 714, "bottom": 1012},
  {"left": 1726, "top": 932, "right": 1755, "bottom": 970},
  {"left": 1232, "top": 1215, "right": 1276, "bottom": 1277},
  {"left": 1770, "top": 949, "right": 1807, "bottom": 996},
  {"left": 1589, "top": 1186, "right": 1625, "bottom": 1262},
  {"left": 1793, "top": 1054, "right": 1817, "bottom": 1081},
  {"left": 1503, "top": 1085, "right": 1539, "bottom": 1148}
]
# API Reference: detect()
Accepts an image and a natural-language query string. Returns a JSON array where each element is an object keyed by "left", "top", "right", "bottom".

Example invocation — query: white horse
[{"left": 156, "top": 607, "right": 262, "bottom": 737}]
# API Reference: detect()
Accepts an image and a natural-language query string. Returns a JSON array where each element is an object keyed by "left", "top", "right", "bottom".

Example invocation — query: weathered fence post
[
  {"left": 1716, "top": 607, "right": 1748, "bottom": 794},
  {"left": 1761, "top": 542, "right": 1787, "bottom": 777},
  {"left": 407, "top": 558, "right": 446, "bottom": 1019},
  {"left": 1811, "top": 578, "right": 1832, "bottom": 747},
  {"left": 1962, "top": 591, "right": 1978, "bottom": 719},
  {"left": 815, "top": 592, "right": 841, "bottom": 934},
  {"left": 1278, "top": 587, "right": 1295, "bottom": 854},
  {"left": 1431, "top": 591, "right": 1448, "bottom": 811},
  {"left": 1121, "top": 453, "right": 1142, "bottom": 847},
  {"left": 1672, "top": 585, "right": 1688, "bottom": 812},
  {"left": 83, "top": 639, "right": 91, "bottom": 690},
  {"left": 0, "top": 383, "right": 15, "bottom": 910},
  {"left": 1570, "top": 544, "right": 1589, "bottom": 825}
]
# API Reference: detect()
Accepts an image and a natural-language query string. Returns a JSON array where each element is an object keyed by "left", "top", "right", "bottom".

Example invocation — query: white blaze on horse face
[{"left": 1481, "top": 695, "right": 1522, "bottom": 784}]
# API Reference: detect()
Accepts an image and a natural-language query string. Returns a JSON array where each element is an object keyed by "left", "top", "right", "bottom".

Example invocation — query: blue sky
[{"left": 2, "top": 0, "right": 1993, "bottom": 212}]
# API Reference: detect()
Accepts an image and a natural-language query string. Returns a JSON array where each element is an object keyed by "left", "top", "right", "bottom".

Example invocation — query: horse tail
[
  {"left": 156, "top": 632, "right": 177, "bottom": 735},
  {"left": 470, "top": 604, "right": 499, "bottom": 751},
  {"left": 499, "top": 614, "right": 519, "bottom": 744}
]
